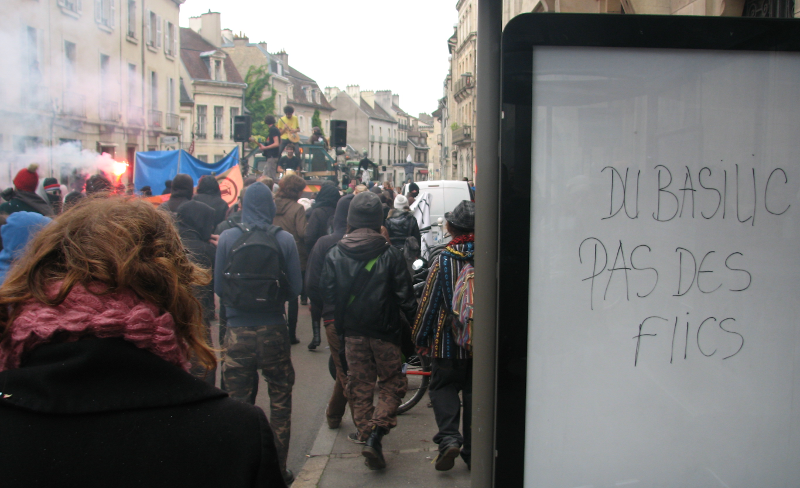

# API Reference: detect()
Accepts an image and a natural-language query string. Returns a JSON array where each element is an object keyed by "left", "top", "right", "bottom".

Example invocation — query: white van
[{"left": 401, "top": 180, "right": 474, "bottom": 253}]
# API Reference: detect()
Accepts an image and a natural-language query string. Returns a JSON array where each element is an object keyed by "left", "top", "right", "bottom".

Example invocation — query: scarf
[{"left": 0, "top": 283, "right": 190, "bottom": 372}]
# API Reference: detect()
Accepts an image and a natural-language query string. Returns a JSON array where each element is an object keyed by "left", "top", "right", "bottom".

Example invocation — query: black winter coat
[
  {"left": 321, "top": 229, "right": 417, "bottom": 344},
  {"left": 0, "top": 337, "right": 286, "bottom": 488},
  {"left": 384, "top": 211, "right": 421, "bottom": 249},
  {"left": 304, "top": 206, "right": 335, "bottom": 254}
]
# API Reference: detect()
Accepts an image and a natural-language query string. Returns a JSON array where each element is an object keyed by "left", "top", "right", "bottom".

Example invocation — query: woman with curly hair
[
  {"left": 0, "top": 197, "right": 286, "bottom": 487},
  {"left": 273, "top": 174, "right": 307, "bottom": 344}
]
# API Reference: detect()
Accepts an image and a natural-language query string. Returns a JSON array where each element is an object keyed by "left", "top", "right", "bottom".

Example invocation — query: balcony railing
[
  {"left": 166, "top": 113, "right": 180, "bottom": 131},
  {"left": 128, "top": 106, "right": 144, "bottom": 126},
  {"left": 398, "top": 140, "right": 407, "bottom": 147},
  {"left": 99, "top": 100, "right": 120, "bottom": 122},
  {"left": 148, "top": 109, "right": 162, "bottom": 128},
  {"left": 453, "top": 125, "right": 472, "bottom": 144},
  {"left": 369, "top": 135, "right": 376, "bottom": 142},
  {"left": 398, "top": 123, "right": 409, "bottom": 131},
  {"left": 454, "top": 76, "right": 474, "bottom": 101},
  {"left": 62, "top": 92, "right": 86, "bottom": 118}
]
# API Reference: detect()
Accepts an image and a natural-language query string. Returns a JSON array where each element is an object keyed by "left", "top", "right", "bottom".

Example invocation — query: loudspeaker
[
  {"left": 233, "top": 115, "right": 252, "bottom": 142},
  {"left": 330, "top": 120, "right": 347, "bottom": 147}
]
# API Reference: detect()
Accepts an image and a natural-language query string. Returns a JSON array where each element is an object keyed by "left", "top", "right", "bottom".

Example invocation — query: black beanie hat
[{"left": 347, "top": 192, "right": 383, "bottom": 230}]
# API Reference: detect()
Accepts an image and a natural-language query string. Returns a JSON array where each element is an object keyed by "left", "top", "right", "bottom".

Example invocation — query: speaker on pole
[
  {"left": 330, "top": 120, "right": 347, "bottom": 147},
  {"left": 233, "top": 115, "right": 252, "bottom": 142}
]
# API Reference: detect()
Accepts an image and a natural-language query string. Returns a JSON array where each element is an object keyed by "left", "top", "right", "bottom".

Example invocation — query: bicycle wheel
[{"left": 398, "top": 354, "right": 432, "bottom": 415}]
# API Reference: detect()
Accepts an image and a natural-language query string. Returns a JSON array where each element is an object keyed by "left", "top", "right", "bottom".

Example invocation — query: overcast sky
[{"left": 179, "top": 0, "right": 457, "bottom": 117}]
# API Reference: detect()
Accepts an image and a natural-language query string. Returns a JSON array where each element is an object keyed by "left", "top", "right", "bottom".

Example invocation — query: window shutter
[
  {"left": 173, "top": 25, "right": 178, "bottom": 56},
  {"left": 109, "top": 0, "right": 115, "bottom": 28},
  {"left": 145, "top": 10, "right": 151, "bottom": 44},
  {"left": 163, "top": 19, "right": 167, "bottom": 53},
  {"left": 77, "top": 0, "right": 82, "bottom": 12},
  {"left": 37, "top": 29, "right": 45, "bottom": 69},
  {"left": 156, "top": 15, "right": 162, "bottom": 48},
  {"left": 94, "top": 0, "right": 101, "bottom": 23}
]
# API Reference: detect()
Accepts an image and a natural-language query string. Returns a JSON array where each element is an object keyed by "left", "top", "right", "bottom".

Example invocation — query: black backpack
[{"left": 221, "top": 223, "right": 290, "bottom": 311}]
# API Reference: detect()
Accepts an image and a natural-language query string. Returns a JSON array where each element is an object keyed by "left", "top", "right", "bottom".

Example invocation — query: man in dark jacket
[
  {"left": 0, "top": 165, "right": 53, "bottom": 217},
  {"left": 193, "top": 175, "right": 229, "bottom": 228},
  {"left": 176, "top": 200, "right": 218, "bottom": 386},
  {"left": 385, "top": 194, "right": 421, "bottom": 249},
  {"left": 215, "top": 182, "right": 302, "bottom": 485},
  {"left": 305, "top": 193, "right": 354, "bottom": 424},
  {"left": 321, "top": 191, "right": 417, "bottom": 470},
  {"left": 158, "top": 174, "right": 193, "bottom": 217}
]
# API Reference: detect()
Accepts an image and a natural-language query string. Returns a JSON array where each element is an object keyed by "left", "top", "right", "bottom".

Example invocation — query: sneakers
[
  {"left": 435, "top": 445, "right": 461, "bottom": 471},
  {"left": 347, "top": 432, "right": 366, "bottom": 444}
]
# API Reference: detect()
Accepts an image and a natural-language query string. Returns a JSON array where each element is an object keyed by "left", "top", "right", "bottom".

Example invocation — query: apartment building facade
[{"left": 0, "top": 0, "right": 184, "bottom": 186}]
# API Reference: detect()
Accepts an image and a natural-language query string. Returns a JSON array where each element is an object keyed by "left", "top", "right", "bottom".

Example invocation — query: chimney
[
  {"left": 233, "top": 36, "right": 249, "bottom": 48},
  {"left": 189, "top": 16, "right": 202, "bottom": 34},
  {"left": 325, "top": 87, "right": 340, "bottom": 100},
  {"left": 199, "top": 11, "right": 222, "bottom": 47},
  {"left": 346, "top": 85, "right": 360, "bottom": 100},
  {"left": 374, "top": 90, "right": 392, "bottom": 112},
  {"left": 361, "top": 90, "right": 375, "bottom": 108},
  {"left": 258, "top": 42, "right": 267, "bottom": 51},
  {"left": 275, "top": 51, "right": 289, "bottom": 70},
  {"left": 392, "top": 94, "right": 399, "bottom": 108}
]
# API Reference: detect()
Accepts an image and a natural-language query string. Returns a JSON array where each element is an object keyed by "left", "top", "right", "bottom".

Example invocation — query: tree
[
  {"left": 311, "top": 109, "right": 324, "bottom": 136},
  {"left": 244, "top": 65, "right": 276, "bottom": 143}
]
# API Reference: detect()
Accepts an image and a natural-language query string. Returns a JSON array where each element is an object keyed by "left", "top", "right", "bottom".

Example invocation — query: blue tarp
[{"left": 134, "top": 147, "right": 240, "bottom": 195}]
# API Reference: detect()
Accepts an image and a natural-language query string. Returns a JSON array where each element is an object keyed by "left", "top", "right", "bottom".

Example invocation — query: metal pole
[{"left": 473, "top": 0, "right": 502, "bottom": 486}]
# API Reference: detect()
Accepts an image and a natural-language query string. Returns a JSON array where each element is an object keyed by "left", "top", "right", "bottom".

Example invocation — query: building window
[
  {"left": 214, "top": 154, "right": 224, "bottom": 162},
  {"left": 287, "top": 85, "right": 293, "bottom": 100},
  {"left": 214, "top": 60, "right": 222, "bottom": 81},
  {"left": 214, "top": 106, "right": 223, "bottom": 139},
  {"left": 230, "top": 107, "right": 239, "bottom": 138},
  {"left": 64, "top": 41, "right": 77, "bottom": 89},
  {"left": 149, "top": 71, "right": 158, "bottom": 109},
  {"left": 196, "top": 105, "right": 207, "bottom": 138},
  {"left": 146, "top": 10, "right": 161, "bottom": 48},
  {"left": 24, "top": 27, "right": 42, "bottom": 84},
  {"left": 165, "top": 22, "right": 177, "bottom": 56},
  {"left": 95, "top": 0, "right": 115, "bottom": 29},
  {"left": 99, "top": 54, "right": 110, "bottom": 97},
  {"left": 127, "top": 0, "right": 135, "bottom": 37},
  {"left": 128, "top": 63, "right": 138, "bottom": 106},
  {"left": 167, "top": 78, "right": 175, "bottom": 113},
  {"left": 58, "top": 0, "right": 81, "bottom": 15},
  {"left": 196, "top": 155, "right": 208, "bottom": 163}
]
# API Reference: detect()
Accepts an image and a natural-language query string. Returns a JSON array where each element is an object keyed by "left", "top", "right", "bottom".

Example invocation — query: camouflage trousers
[
  {"left": 345, "top": 336, "right": 408, "bottom": 441},
  {"left": 222, "top": 324, "right": 295, "bottom": 471}
]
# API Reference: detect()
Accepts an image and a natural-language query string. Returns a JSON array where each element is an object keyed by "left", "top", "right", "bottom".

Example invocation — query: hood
[
  {"left": 170, "top": 174, "right": 194, "bottom": 200},
  {"left": 176, "top": 200, "right": 216, "bottom": 241},
  {"left": 312, "top": 184, "right": 340, "bottom": 209},
  {"left": 0, "top": 211, "right": 51, "bottom": 282},
  {"left": 338, "top": 228, "right": 390, "bottom": 261},
  {"left": 196, "top": 175, "right": 221, "bottom": 197},
  {"left": 332, "top": 194, "right": 355, "bottom": 235},
  {"left": 242, "top": 182, "right": 275, "bottom": 226},
  {"left": 15, "top": 191, "right": 54, "bottom": 216}
]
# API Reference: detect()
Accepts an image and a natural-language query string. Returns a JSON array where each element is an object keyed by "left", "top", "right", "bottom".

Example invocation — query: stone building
[
  {"left": 502, "top": 0, "right": 798, "bottom": 19},
  {"left": 180, "top": 17, "right": 246, "bottom": 164},
  {"left": 326, "top": 86, "right": 398, "bottom": 183},
  {"left": 0, "top": 0, "right": 184, "bottom": 186}
]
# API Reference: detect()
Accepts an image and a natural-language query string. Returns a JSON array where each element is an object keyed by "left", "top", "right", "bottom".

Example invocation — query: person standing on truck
[
  {"left": 277, "top": 105, "right": 300, "bottom": 155},
  {"left": 258, "top": 115, "right": 281, "bottom": 179}
]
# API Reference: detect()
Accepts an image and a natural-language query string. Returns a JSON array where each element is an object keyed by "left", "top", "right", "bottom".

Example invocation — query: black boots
[
  {"left": 308, "top": 320, "right": 321, "bottom": 350},
  {"left": 287, "top": 322, "right": 300, "bottom": 345},
  {"left": 362, "top": 426, "right": 388, "bottom": 470}
]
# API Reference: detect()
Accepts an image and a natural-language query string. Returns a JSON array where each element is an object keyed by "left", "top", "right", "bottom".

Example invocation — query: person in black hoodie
[
  {"left": 305, "top": 194, "right": 354, "bottom": 425},
  {"left": 0, "top": 165, "right": 53, "bottom": 217},
  {"left": 158, "top": 174, "right": 193, "bottom": 218},
  {"left": 193, "top": 175, "right": 229, "bottom": 228},
  {"left": 305, "top": 184, "right": 340, "bottom": 261},
  {"left": 176, "top": 200, "right": 218, "bottom": 386},
  {"left": 320, "top": 191, "right": 417, "bottom": 470}
]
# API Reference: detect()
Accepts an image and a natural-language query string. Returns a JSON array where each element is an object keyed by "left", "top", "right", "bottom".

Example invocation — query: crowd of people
[{"left": 0, "top": 143, "right": 475, "bottom": 485}]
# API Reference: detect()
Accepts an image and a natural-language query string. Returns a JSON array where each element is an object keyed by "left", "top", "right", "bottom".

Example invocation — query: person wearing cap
[
  {"left": 42, "top": 178, "right": 63, "bottom": 215},
  {"left": 320, "top": 191, "right": 417, "bottom": 470},
  {"left": 405, "top": 182, "right": 420, "bottom": 207},
  {"left": 384, "top": 194, "right": 421, "bottom": 250},
  {"left": 158, "top": 174, "right": 194, "bottom": 218},
  {"left": 0, "top": 165, "right": 53, "bottom": 217},
  {"left": 411, "top": 200, "right": 475, "bottom": 472}
]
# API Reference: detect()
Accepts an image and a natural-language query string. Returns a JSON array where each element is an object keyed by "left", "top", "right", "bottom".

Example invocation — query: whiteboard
[{"left": 526, "top": 47, "right": 800, "bottom": 487}]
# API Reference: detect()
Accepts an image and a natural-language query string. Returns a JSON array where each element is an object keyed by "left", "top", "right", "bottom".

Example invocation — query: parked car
[{"left": 401, "top": 180, "right": 473, "bottom": 253}]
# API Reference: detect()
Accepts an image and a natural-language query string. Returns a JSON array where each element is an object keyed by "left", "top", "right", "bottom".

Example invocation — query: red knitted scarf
[{"left": 0, "top": 283, "right": 190, "bottom": 372}]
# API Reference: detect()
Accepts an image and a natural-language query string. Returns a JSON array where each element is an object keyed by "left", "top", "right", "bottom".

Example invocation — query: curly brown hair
[
  {"left": 0, "top": 196, "right": 216, "bottom": 369},
  {"left": 276, "top": 174, "right": 306, "bottom": 201}
]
